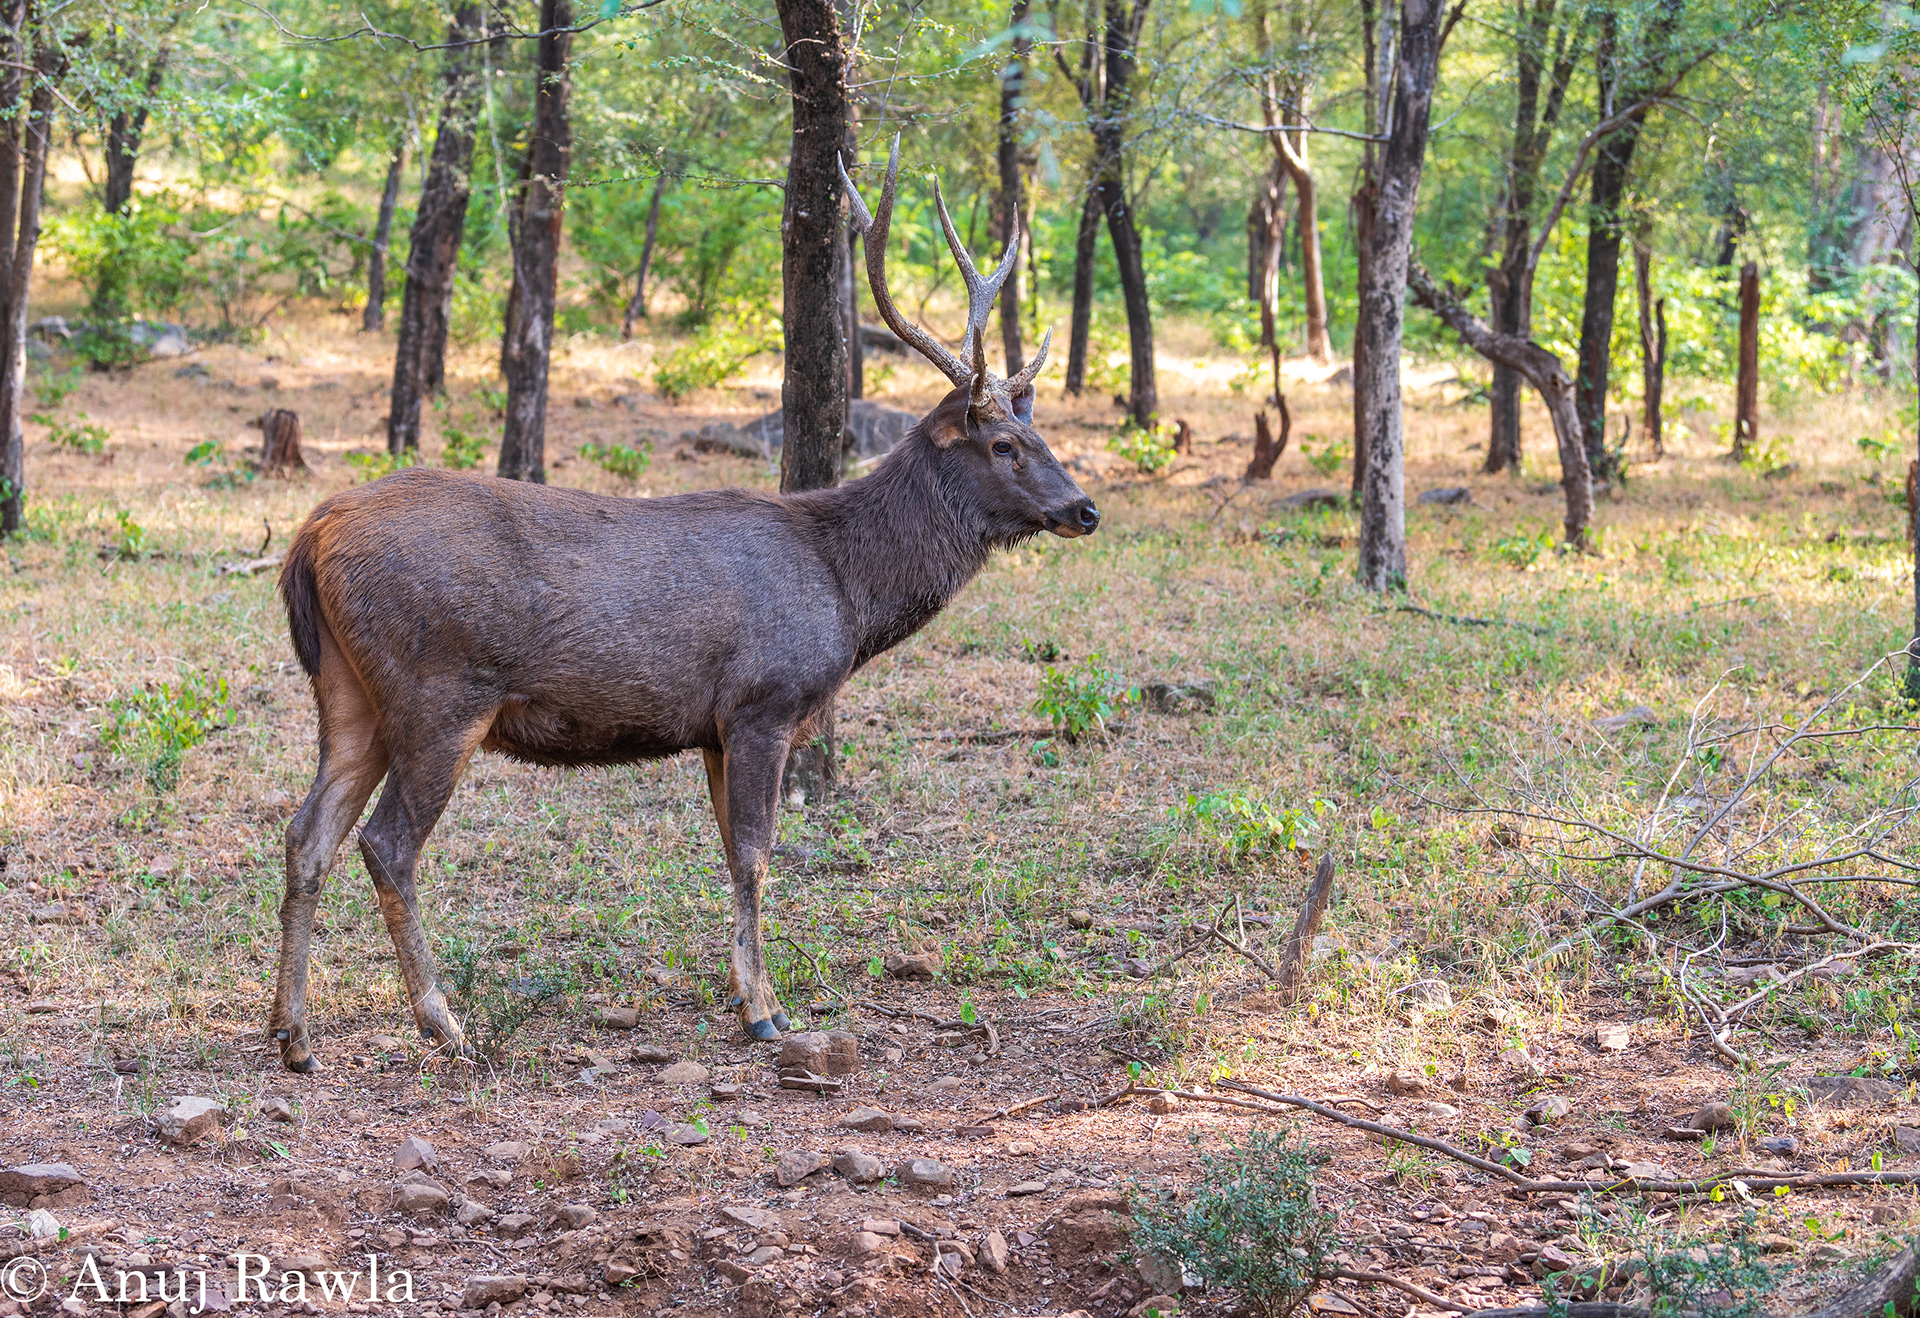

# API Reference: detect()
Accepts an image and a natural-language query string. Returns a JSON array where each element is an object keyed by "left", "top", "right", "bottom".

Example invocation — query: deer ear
[
  {"left": 928, "top": 415, "right": 969, "bottom": 449},
  {"left": 1010, "top": 386, "right": 1035, "bottom": 425}
]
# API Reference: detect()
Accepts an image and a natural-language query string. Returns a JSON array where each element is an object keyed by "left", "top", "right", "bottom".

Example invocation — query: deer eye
[{"left": 992, "top": 440, "right": 1014, "bottom": 457}]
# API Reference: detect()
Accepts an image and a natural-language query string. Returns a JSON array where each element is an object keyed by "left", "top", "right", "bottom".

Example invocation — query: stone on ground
[
  {"left": 394, "top": 1135, "right": 438, "bottom": 1171},
  {"left": 775, "top": 1150, "right": 830, "bottom": 1187},
  {"left": 155, "top": 1097, "right": 227, "bottom": 1146},
  {"left": 461, "top": 1276, "right": 527, "bottom": 1309}
]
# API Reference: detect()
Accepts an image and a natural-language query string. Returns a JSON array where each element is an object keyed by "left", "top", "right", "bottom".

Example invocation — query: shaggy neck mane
[{"left": 792, "top": 421, "right": 1008, "bottom": 665}]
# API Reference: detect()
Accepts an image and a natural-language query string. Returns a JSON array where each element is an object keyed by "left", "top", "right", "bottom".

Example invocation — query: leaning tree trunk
[
  {"left": 387, "top": 3, "right": 484, "bottom": 455},
  {"left": 1356, "top": 0, "right": 1444, "bottom": 592},
  {"left": 774, "top": 0, "right": 850, "bottom": 805},
  {"left": 1064, "top": 185, "right": 1101, "bottom": 395},
  {"left": 1633, "top": 237, "right": 1664, "bottom": 458},
  {"left": 0, "top": 28, "right": 57, "bottom": 539},
  {"left": 620, "top": 173, "right": 666, "bottom": 340},
  {"left": 1733, "top": 260, "right": 1759, "bottom": 460},
  {"left": 497, "top": 0, "right": 573, "bottom": 486},
  {"left": 997, "top": 0, "right": 1030, "bottom": 375},
  {"left": 363, "top": 141, "right": 406, "bottom": 333},
  {"left": 1097, "top": 159, "right": 1156, "bottom": 428},
  {"left": 102, "top": 43, "right": 167, "bottom": 218},
  {"left": 1350, "top": 177, "right": 1374, "bottom": 506},
  {"left": 1572, "top": 131, "right": 1638, "bottom": 481},
  {"left": 1411, "top": 265, "right": 1592, "bottom": 546}
]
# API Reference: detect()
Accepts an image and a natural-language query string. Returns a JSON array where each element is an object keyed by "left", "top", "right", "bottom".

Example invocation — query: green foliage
[
  {"left": 1303, "top": 436, "right": 1349, "bottom": 479},
  {"left": 1178, "top": 790, "right": 1328, "bottom": 864},
  {"left": 1544, "top": 1216, "right": 1773, "bottom": 1318},
  {"left": 1739, "top": 433, "right": 1794, "bottom": 476},
  {"left": 441, "top": 427, "right": 488, "bottom": 470},
  {"left": 344, "top": 449, "right": 421, "bottom": 482},
  {"left": 112, "top": 510, "right": 148, "bottom": 559},
  {"left": 1033, "top": 654, "right": 1136, "bottom": 740},
  {"left": 185, "top": 439, "right": 255, "bottom": 490},
  {"left": 440, "top": 934, "right": 578, "bottom": 1063},
  {"left": 1492, "top": 528, "right": 1557, "bottom": 569},
  {"left": 48, "top": 201, "right": 194, "bottom": 320},
  {"left": 653, "top": 307, "right": 779, "bottom": 402},
  {"left": 33, "top": 364, "right": 82, "bottom": 410},
  {"left": 74, "top": 324, "right": 143, "bottom": 373},
  {"left": 1132, "top": 1129, "right": 1337, "bottom": 1318},
  {"left": 101, "top": 670, "right": 230, "bottom": 794},
  {"left": 45, "top": 417, "right": 108, "bottom": 454},
  {"left": 1109, "top": 421, "right": 1177, "bottom": 474},
  {"left": 580, "top": 440, "right": 653, "bottom": 480}
]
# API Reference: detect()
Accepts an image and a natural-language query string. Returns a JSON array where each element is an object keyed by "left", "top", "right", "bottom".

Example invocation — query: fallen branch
[
  {"left": 983, "top": 1093, "right": 1058, "bottom": 1120},
  {"left": 1397, "top": 603, "right": 1548, "bottom": 634}
]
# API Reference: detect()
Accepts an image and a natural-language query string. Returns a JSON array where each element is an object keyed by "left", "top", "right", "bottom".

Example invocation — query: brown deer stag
[{"left": 266, "top": 138, "right": 1099, "bottom": 1071}]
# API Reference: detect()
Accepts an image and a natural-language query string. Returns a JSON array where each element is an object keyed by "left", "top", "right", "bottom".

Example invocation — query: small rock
[
  {"left": 860, "top": 1218, "right": 901, "bottom": 1236},
  {"left": 722, "top": 1206, "right": 778, "bottom": 1231},
  {"left": 666, "top": 1124, "right": 709, "bottom": 1147},
  {"left": 259, "top": 1097, "right": 295, "bottom": 1124},
  {"left": 1619, "top": 1161, "right": 1669, "bottom": 1182},
  {"left": 483, "top": 1140, "right": 531, "bottom": 1165},
  {"left": 775, "top": 1150, "right": 830, "bottom": 1188},
  {"left": 592, "top": 1006, "right": 639, "bottom": 1030},
  {"left": 1872, "top": 1205, "right": 1904, "bottom": 1225},
  {"left": 395, "top": 1136, "right": 438, "bottom": 1171},
  {"left": 714, "top": 1259, "right": 753, "bottom": 1283},
  {"left": 1398, "top": 979, "right": 1453, "bottom": 1009},
  {"left": 779, "top": 1030, "right": 861, "bottom": 1076},
  {"left": 24, "top": 1000, "right": 56, "bottom": 1015},
  {"left": 1386, "top": 1071, "right": 1430, "bottom": 1098},
  {"left": 1419, "top": 1102, "right": 1460, "bottom": 1121},
  {"left": 25, "top": 1208, "right": 59, "bottom": 1239},
  {"left": 1147, "top": 1092, "right": 1180, "bottom": 1115},
  {"left": 837, "top": 1106, "right": 892, "bottom": 1133},
  {"left": 1008, "top": 1181, "right": 1046, "bottom": 1196},
  {"left": 1592, "top": 706, "right": 1658, "bottom": 733},
  {"left": 1757, "top": 1135, "right": 1801, "bottom": 1157},
  {"left": 630, "top": 1043, "right": 677, "bottom": 1064},
  {"left": 494, "top": 1212, "right": 537, "bottom": 1240},
  {"left": 1895, "top": 1126, "right": 1920, "bottom": 1154},
  {"left": 1690, "top": 1101, "right": 1735, "bottom": 1133},
  {"left": 1499, "top": 1045, "right": 1544, "bottom": 1074},
  {"left": 1525, "top": 1095, "right": 1572, "bottom": 1126},
  {"left": 555, "top": 1204, "right": 597, "bottom": 1228},
  {"left": 1122, "top": 957, "right": 1153, "bottom": 978},
  {"left": 1067, "top": 909, "right": 1094, "bottom": 929},
  {"left": 1804, "top": 1075, "right": 1897, "bottom": 1108},
  {"left": 461, "top": 1277, "right": 527, "bottom": 1309},
  {"left": 455, "top": 1200, "right": 495, "bottom": 1227},
  {"left": 1534, "top": 1244, "right": 1580, "bottom": 1277},
  {"left": 883, "top": 952, "right": 938, "bottom": 981},
  {"left": 832, "top": 1151, "right": 885, "bottom": 1185},
  {"left": 660, "top": 1060, "right": 709, "bottom": 1086},
  {"left": 1007, "top": 1140, "right": 1036, "bottom": 1155},
  {"left": 893, "top": 1114, "right": 925, "bottom": 1133},
  {"left": 155, "top": 1096, "right": 227, "bottom": 1145},
  {"left": 393, "top": 1181, "right": 451, "bottom": 1216},
  {"left": 1757, "top": 1233, "right": 1796, "bottom": 1253},
  {"left": 1595, "top": 1024, "right": 1631, "bottom": 1051},
  {"left": 1417, "top": 486, "right": 1472, "bottom": 506},
  {"left": 0, "top": 1163, "right": 87, "bottom": 1208},
  {"left": 901, "top": 1158, "right": 954, "bottom": 1191},
  {"left": 743, "top": 1245, "right": 783, "bottom": 1267},
  {"left": 368, "top": 1033, "right": 405, "bottom": 1053},
  {"left": 777, "top": 1071, "right": 843, "bottom": 1094},
  {"left": 848, "top": 1231, "right": 889, "bottom": 1258},
  {"left": 981, "top": 1230, "right": 1008, "bottom": 1274},
  {"left": 1811, "top": 1243, "right": 1854, "bottom": 1264},
  {"left": 1131, "top": 1297, "right": 1180, "bottom": 1318}
]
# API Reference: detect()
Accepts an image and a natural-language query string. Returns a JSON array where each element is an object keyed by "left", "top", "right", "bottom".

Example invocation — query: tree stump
[
  {"left": 260, "top": 408, "right": 309, "bottom": 476},
  {"left": 1245, "top": 399, "right": 1291, "bottom": 480}
]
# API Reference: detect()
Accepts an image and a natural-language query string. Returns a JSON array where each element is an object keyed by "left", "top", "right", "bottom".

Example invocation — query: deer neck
[{"left": 811, "top": 441, "right": 992, "bottom": 665}]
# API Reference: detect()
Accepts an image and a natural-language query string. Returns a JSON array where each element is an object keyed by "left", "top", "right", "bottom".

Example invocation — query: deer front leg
[{"left": 713, "top": 734, "right": 791, "bottom": 1041}]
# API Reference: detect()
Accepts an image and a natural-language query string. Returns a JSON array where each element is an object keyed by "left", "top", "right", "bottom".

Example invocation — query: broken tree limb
[{"left": 1274, "top": 853, "right": 1335, "bottom": 1002}]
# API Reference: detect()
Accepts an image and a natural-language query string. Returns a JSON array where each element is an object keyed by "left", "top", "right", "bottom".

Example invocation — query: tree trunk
[
  {"left": 1633, "top": 237, "right": 1664, "bottom": 458},
  {"left": 1356, "top": 0, "right": 1445, "bottom": 592},
  {"left": 843, "top": 90, "right": 862, "bottom": 404},
  {"left": 1411, "top": 265, "right": 1592, "bottom": 545},
  {"left": 1733, "top": 260, "right": 1759, "bottom": 459},
  {"left": 387, "top": 3, "right": 484, "bottom": 455},
  {"left": 620, "top": 173, "right": 666, "bottom": 340},
  {"left": 497, "top": 0, "right": 572, "bottom": 485},
  {"left": 102, "top": 43, "right": 167, "bottom": 217},
  {"left": 1910, "top": 275, "right": 1920, "bottom": 703},
  {"left": 1254, "top": 163, "right": 1287, "bottom": 350},
  {"left": 363, "top": 141, "right": 406, "bottom": 334},
  {"left": 1246, "top": 401, "right": 1291, "bottom": 479},
  {"left": 1065, "top": 185, "right": 1101, "bottom": 395},
  {"left": 0, "top": 26, "right": 57, "bottom": 539},
  {"left": 997, "top": 0, "right": 1030, "bottom": 376},
  {"left": 775, "top": 0, "right": 849, "bottom": 805},
  {"left": 1350, "top": 179, "right": 1373, "bottom": 506},
  {"left": 1252, "top": 0, "right": 1330, "bottom": 361},
  {"left": 1093, "top": 0, "right": 1155, "bottom": 430}
]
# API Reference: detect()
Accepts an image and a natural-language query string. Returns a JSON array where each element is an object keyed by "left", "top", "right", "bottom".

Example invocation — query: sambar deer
[{"left": 267, "top": 137, "right": 1100, "bottom": 1070}]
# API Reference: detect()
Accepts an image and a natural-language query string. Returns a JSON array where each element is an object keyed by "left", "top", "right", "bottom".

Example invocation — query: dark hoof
[
  {"left": 282, "top": 1050, "right": 323, "bottom": 1075},
  {"left": 745, "top": 1018, "right": 782, "bottom": 1042},
  {"left": 771, "top": 1011, "right": 792, "bottom": 1033}
]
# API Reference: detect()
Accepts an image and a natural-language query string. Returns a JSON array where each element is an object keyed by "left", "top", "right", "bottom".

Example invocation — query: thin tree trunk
[
  {"left": 1633, "top": 235, "right": 1663, "bottom": 458},
  {"left": 496, "top": 0, "right": 572, "bottom": 485},
  {"left": 387, "top": 3, "right": 484, "bottom": 455},
  {"left": 1256, "top": 163, "right": 1288, "bottom": 355},
  {"left": 1350, "top": 181, "right": 1373, "bottom": 506},
  {"left": 620, "top": 172, "right": 666, "bottom": 340},
  {"left": 1910, "top": 276, "right": 1920, "bottom": 703},
  {"left": 998, "top": 0, "right": 1030, "bottom": 375},
  {"left": 1252, "top": 0, "right": 1330, "bottom": 361},
  {"left": 1094, "top": 0, "right": 1155, "bottom": 430},
  {"left": 102, "top": 43, "right": 166, "bottom": 217},
  {"left": 1065, "top": 185, "right": 1101, "bottom": 395},
  {"left": 1411, "top": 265, "right": 1592, "bottom": 545},
  {"left": 363, "top": 141, "right": 406, "bottom": 334},
  {"left": 1734, "top": 260, "right": 1759, "bottom": 459},
  {"left": 0, "top": 2, "right": 26, "bottom": 538},
  {"left": 0, "top": 32, "right": 56, "bottom": 539},
  {"left": 844, "top": 86, "right": 862, "bottom": 403},
  {"left": 1356, "top": 0, "right": 1445, "bottom": 592}
]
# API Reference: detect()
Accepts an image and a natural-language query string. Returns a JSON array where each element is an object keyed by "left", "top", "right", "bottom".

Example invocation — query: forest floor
[{"left": 1, "top": 301, "right": 1919, "bottom": 1318}]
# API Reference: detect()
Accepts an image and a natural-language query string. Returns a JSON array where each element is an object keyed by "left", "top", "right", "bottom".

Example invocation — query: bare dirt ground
[{"left": 2, "top": 298, "right": 1919, "bottom": 1318}]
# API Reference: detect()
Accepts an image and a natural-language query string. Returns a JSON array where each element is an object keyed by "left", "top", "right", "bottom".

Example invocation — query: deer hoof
[
  {"left": 745, "top": 1017, "right": 782, "bottom": 1042},
  {"left": 771, "top": 1011, "right": 792, "bottom": 1032}
]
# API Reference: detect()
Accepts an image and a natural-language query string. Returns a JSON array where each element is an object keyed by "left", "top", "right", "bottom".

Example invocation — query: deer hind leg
[
  {"left": 711, "top": 735, "right": 791, "bottom": 1041},
  {"left": 271, "top": 641, "right": 389, "bottom": 1074},
  {"left": 357, "top": 711, "right": 494, "bottom": 1057}
]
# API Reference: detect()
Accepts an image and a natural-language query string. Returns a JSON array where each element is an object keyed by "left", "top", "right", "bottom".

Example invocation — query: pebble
[
  {"left": 1896, "top": 1126, "right": 1920, "bottom": 1154},
  {"left": 1595, "top": 1024, "right": 1631, "bottom": 1051},
  {"left": 395, "top": 1136, "right": 438, "bottom": 1171},
  {"left": 832, "top": 1151, "right": 885, "bottom": 1184},
  {"left": 849, "top": 1231, "right": 890, "bottom": 1258},
  {"left": 484, "top": 1140, "right": 531, "bottom": 1165},
  {"left": 630, "top": 1043, "right": 677, "bottom": 1064},
  {"left": 1386, "top": 1071, "right": 1429, "bottom": 1098},
  {"left": 1419, "top": 1102, "right": 1460, "bottom": 1121},
  {"left": 1757, "top": 1135, "right": 1801, "bottom": 1156},
  {"left": 494, "top": 1212, "right": 536, "bottom": 1240},
  {"left": 1399, "top": 979, "right": 1452, "bottom": 1009},
  {"left": 859, "top": 1219, "right": 900, "bottom": 1237},
  {"left": 592, "top": 1006, "right": 639, "bottom": 1030},
  {"left": 1498, "top": 1045, "right": 1544, "bottom": 1074},
  {"left": 928, "top": 1077, "right": 964, "bottom": 1095},
  {"left": 884, "top": 952, "right": 938, "bottom": 981},
  {"left": 1067, "top": 909, "right": 1094, "bottom": 929},
  {"left": 25, "top": 1208, "right": 59, "bottom": 1239},
  {"left": 780, "top": 1029, "right": 862, "bottom": 1076},
  {"left": 1524, "top": 1095, "right": 1572, "bottom": 1126},
  {"left": 1147, "top": 1092, "right": 1179, "bottom": 1115},
  {"left": 775, "top": 1150, "right": 830, "bottom": 1188},
  {"left": 455, "top": 1200, "right": 495, "bottom": 1227},
  {"left": 893, "top": 1115, "right": 926, "bottom": 1133},
  {"left": 981, "top": 1230, "right": 1009, "bottom": 1273},
  {"left": 901, "top": 1158, "right": 954, "bottom": 1191},
  {"left": 260, "top": 1097, "right": 295, "bottom": 1124},
  {"left": 660, "top": 1060, "right": 709, "bottom": 1085},
  {"left": 1811, "top": 1243, "right": 1854, "bottom": 1264},
  {"left": 666, "top": 1124, "right": 708, "bottom": 1146},
  {"left": 1689, "top": 1101, "right": 1735, "bottom": 1133},
  {"left": 836, "top": 1106, "right": 893, "bottom": 1133},
  {"left": 369, "top": 1034, "right": 405, "bottom": 1053},
  {"left": 1006, "top": 1140, "right": 1037, "bottom": 1155},
  {"left": 393, "top": 1181, "right": 451, "bottom": 1216},
  {"left": 744, "top": 1245, "right": 783, "bottom": 1267},
  {"left": 155, "top": 1096, "right": 227, "bottom": 1146},
  {"left": 461, "top": 1277, "right": 527, "bottom": 1309},
  {"left": 0, "top": 1163, "right": 87, "bottom": 1209},
  {"left": 554, "top": 1204, "right": 597, "bottom": 1228},
  {"left": 1008, "top": 1180, "right": 1046, "bottom": 1197}
]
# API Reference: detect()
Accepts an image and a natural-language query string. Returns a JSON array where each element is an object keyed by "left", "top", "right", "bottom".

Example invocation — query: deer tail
[{"left": 278, "top": 527, "right": 325, "bottom": 678}]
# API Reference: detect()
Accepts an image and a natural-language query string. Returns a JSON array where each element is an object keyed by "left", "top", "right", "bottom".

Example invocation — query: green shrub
[
  {"left": 45, "top": 417, "right": 108, "bottom": 454},
  {"left": 580, "top": 440, "right": 652, "bottom": 480},
  {"left": 47, "top": 200, "right": 194, "bottom": 320},
  {"left": 101, "top": 670, "right": 230, "bottom": 793},
  {"left": 33, "top": 364, "right": 82, "bottom": 409},
  {"left": 112, "top": 509, "right": 148, "bottom": 559},
  {"left": 653, "top": 307, "right": 779, "bottom": 402},
  {"left": 1492, "top": 528, "right": 1555, "bottom": 569},
  {"left": 345, "top": 449, "right": 421, "bottom": 482},
  {"left": 1303, "top": 435, "right": 1349, "bottom": 478},
  {"left": 441, "top": 427, "right": 488, "bottom": 470},
  {"left": 439, "top": 933, "right": 578, "bottom": 1063},
  {"left": 1178, "top": 790, "right": 1329, "bottom": 864},
  {"left": 74, "top": 323, "right": 143, "bottom": 372},
  {"left": 185, "top": 439, "right": 255, "bottom": 490},
  {"left": 1109, "top": 421, "right": 1176, "bottom": 474},
  {"left": 1033, "top": 654, "right": 1135, "bottom": 740},
  {"left": 1132, "top": 1129, "right": 1337, "bottom": 1318}
]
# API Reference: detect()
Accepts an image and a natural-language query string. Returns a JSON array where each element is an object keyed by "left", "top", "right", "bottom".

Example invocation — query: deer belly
[{"left": 481, "top": 695, "right": 705, "bottom": 767}]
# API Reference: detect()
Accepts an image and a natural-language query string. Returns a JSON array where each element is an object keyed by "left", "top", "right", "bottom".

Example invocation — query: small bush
[
  {"left": 1132, "top": 1129, "right": 1337, "bottom": 1318},
  {"left": 1178, "top": 789, "right": 1329, "bottom": 864},
  {"left": 34, "top": 364, "right": 83, "bottom": 409},
  {"left": 1492, "top": 528, "right": 1555, "bottom": 569},
  {"left": 45, "top": 417, "right": 108, "bottom": 454},
  {"left": 344, "top": 449, "right": 421, "bottom": 482},
  {"left": 440, "top": 934, "right": 578, "bottom": 1063},
  {"left": 112, "top": 509, "right": 148, "bottom": 559},
  {"left": 1303, "top": 435, "right": 1349, "bottom": 478},
  {"left": 441, "top": 427, "right": 488, "bottom": 470},
  {"left": 654, "top": 306, "right": 779, "bottom": 402},
  {"left": 1109, "top": 421, "right": 1176, "bottom": 474},
  {"left": 74, "top": 323, "right": 143, "bottom": 372},
  {"left": 185, "top": 439, "right": 255, "bottom": 490},
  {"left": 580, "top": 440, "right": 652, "bottom": 480},
  {"left": 101, "top": 670, "right": 230, "bottom": 793},
  {"left": 1739, "top": 433, "right": 1794, "bottom": 476},
  {"left": 1033, "top": 654, "right": 1135, "bottom": 740}
]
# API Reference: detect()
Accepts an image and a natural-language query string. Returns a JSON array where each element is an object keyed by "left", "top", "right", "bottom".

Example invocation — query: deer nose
[{"left": 1076, "top": 500, "right": 1101, "bottom": 533}]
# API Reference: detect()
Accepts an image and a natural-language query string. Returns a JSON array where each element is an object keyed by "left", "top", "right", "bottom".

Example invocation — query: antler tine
[
  {"left": 969, "top": 326, "right": 990, "bottom": 413},
  {"left": 842, "top": 135, "right": 971, "bottom": 388},
  {"left": 837, "top": 153, "right": 873, "bottom": 236},
  {"left": 931, "top": 176, "right": 1020, "bottom": 369},
  {"left": 1008, "top": 326, "right": 1052, "bottom": 394}
]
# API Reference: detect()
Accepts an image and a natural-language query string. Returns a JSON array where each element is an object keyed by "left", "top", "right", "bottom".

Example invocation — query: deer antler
[{"left": 840, "top": 135, "right": 1051, "bottom": 416}]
